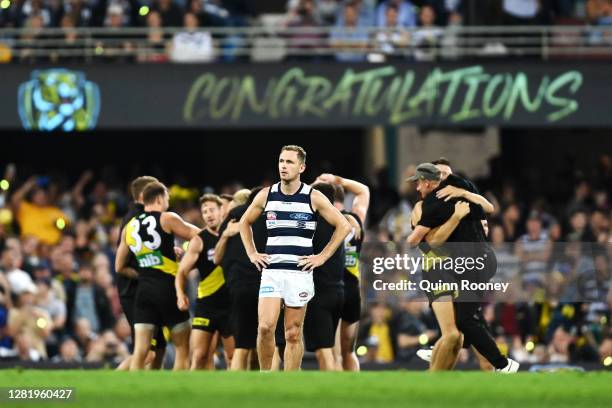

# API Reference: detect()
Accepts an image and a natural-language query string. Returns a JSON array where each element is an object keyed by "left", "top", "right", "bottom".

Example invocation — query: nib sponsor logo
[{"left": 137, "top": 253, "right": 163, "bottom": 268}]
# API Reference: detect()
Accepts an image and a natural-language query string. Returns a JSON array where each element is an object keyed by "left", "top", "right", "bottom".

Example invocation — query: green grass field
[{"left": 1, "top": 370, "right": 611, "bottom": 408}]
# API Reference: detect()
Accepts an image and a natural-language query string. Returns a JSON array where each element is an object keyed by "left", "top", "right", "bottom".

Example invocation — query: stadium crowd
[
  {"left": 1, "top": 0, "right": 612, "bottom": 63},
  {"left": 0, "top": 154, "right": 610, "bottom": 368}
]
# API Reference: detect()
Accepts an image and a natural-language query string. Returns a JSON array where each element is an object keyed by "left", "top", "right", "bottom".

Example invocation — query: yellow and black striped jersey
[
  {"left": 124, "top": 211, "right": 178, "bottom": 277},
  {"left": 195, "top": 229, "right": 225, "bottom": 299},
  {"left": 343, "top": 210, "right": 363, "bottom": 281}
]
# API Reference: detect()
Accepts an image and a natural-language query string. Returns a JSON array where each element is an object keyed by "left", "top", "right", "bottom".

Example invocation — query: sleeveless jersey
[
  {"left": 124, "top": 211, "right": 177, "bottom": 278},
  {"left": 264, "top": 182, "right": 317, "bottom": 272}
]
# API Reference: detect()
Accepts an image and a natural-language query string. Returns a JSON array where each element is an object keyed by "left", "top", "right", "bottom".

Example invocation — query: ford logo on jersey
[{"left": 290, "top": 213, "right": 311, "bottom": 221}]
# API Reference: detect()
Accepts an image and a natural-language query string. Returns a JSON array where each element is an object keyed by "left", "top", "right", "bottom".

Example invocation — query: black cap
[{"left": 406, "top": 163, "right": 441, "bottom": 182}]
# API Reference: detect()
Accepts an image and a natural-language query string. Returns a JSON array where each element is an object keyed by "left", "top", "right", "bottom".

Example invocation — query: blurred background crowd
[
  {"left": 2, "top": 0, "right": 612, "bottom": 63},
  {"left": 0, "top": 150, "right": 610, "bottom": 368}
]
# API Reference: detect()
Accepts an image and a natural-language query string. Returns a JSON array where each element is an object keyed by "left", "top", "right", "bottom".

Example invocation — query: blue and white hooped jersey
[{"left": 264, "top": 182, "right": 318, "bottom": 272}]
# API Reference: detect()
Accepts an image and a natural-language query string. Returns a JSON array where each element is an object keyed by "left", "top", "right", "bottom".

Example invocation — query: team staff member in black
[
  {"left": 407, "top": 163, "right": 518, "bottom": 373},
  {"left": 115, "top": 176, "right": 167, "bottom": 371},
  {"left": 303, "top": 182, "right": 345, "bottom": 371},
  {"left": 116, "top": 182, "right": 200, "bottom": 370},
  {"left": 175, "top": 194, "right": 235, "bottom": 370},
  {"left": 315, "top": 173, "right": 370, "bottom": 372},
  {"left": 214, "top": 187, "right": 266, "bottom": 370}
]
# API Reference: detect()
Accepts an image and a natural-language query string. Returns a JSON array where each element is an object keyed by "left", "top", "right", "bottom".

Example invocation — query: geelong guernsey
[{"left": 264, "top": 182, "right": 318, "bottom": 273}]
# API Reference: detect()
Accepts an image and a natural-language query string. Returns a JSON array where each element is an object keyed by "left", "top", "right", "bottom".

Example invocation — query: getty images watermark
[
  {"left": 359, "top": 241, "right": 611, "bottom": 303},
  {"left": 370, "top": 253, "right": 510, "bottom": 294}
]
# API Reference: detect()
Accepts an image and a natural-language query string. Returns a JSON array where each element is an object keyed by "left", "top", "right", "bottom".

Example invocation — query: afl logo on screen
[{"left": 267, "top": 211, "right": 277, "bottom": 220}]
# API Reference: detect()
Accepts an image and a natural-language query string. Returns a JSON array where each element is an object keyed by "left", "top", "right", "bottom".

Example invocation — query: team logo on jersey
[
  {"left": 266, "top": 211, "right": 277, "bottom": 220},
  {"left": 289, "top": 213, "right": 311, "bottom": 221},
  {"left": 18, "top": 69, "right": 100, "bottom": 131},
  {"left": 299, "top": 291, "right": 309, "bottom": 298}
]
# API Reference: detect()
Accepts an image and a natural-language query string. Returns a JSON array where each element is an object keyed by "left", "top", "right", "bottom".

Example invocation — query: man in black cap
[{"left": 406, "top": 162, "right": 519, "bottom": 373}]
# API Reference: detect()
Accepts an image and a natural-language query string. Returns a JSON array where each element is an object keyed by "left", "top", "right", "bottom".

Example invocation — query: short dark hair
[
  {"left": 130, "top": 176, "right": 159, "bottom": 201},
  {"left": 281, "top": 145, "right": 307, "bottom": 164},
  {"left": 142, "top": 181, "right": 167, "bottom": 205},
  {"left": 199, "top": 193, "right": 222, "bottom": 207},
  {"left": 332, "top": 184, "right": 345, "bottom": 204},
  {"left": 431, "top": 157, "right": 451, "bottom": 166},
  {"left": 219, "top": 194, "right": 233, "bottom": 203},
  {"left": 312, "top": 182, "right": 335, "bottom": 203}
]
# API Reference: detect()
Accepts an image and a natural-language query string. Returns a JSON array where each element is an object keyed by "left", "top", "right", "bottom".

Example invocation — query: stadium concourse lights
[
  {"left": 0, "top": 0, "right": 10, "bottom": 10},
  {"left": 604, "top": 356, "right": 612, "bottom": 367},
  {"left": 139, "top": 6, "right": 150, "bottom": 16},
  {"left": 0, "top": 179, "right": 9, "bottom": 190}
]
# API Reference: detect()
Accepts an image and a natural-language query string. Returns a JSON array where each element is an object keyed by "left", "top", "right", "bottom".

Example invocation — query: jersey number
[{"left": 128, "top": 216, "right": 162, "bottom": 253}]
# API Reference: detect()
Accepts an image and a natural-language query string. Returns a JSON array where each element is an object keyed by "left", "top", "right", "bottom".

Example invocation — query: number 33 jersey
[{"left": 124, "top": 211, "right": 178, "bottom": 278}]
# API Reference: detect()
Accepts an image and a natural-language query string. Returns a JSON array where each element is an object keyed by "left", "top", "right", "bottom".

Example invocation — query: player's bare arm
[
  {"left": 298, "top": 189, "right": 350, "bottom": 271},
  {"left": 424, "top": 201, "right": 471, "bottom": 247},
  {"left": 435, "top": 185, "right": 494, "bottom": 214},
  {"left": 115, "top": 227, "right": 138, "bottom": 279},
  {"left": 175, "top": 234, "right": 203, "bottom": 311},
  {"left": 406, "top": 225, "right": 431, "bottom": 247},
  {"left": 239, "top": 188, "right": 270, "bottom": 271},
  {"left": 317, "top": 173, "right": 370, "bottom": 225},
  {"left": 345, "top": 213, "right": 362, "bottom": 240},
  {"left": 161, "top": 211, "right": 200, "bottom": 240}
]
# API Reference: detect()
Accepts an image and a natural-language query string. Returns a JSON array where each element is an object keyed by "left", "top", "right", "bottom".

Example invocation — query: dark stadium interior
[{"left": 2, "top": 129, "right": 366, "bottom": 189}]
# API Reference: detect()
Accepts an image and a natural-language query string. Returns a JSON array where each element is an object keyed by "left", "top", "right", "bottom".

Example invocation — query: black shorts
[
  {"left": 193, "top": 291, "right": 232, "bottom": 338},
  {"left": 304, "top": 287, "right": 344, "bottom": 352},
  {"left": 120, "top": 293, "right": 167, "bottom": 351},
  {"left": 134, "top": 278, "right": 190, "bottom": 330},
  {"left": 230, "top": 284, "right": 259, "bottom": 349},
  {"left": 341, "top": 272, "right": 361, "bottom": 324}
]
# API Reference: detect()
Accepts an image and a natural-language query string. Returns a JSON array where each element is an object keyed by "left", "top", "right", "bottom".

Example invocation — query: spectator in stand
[
  {"left": 359, "top": 302, "right": 395, "bottom": 363},
  {"left": 371, "top": 3, "right": 411, "bottom": 61},
  {"left": 66, "top": 264, "right": 115, "bottom": 335},
  {"left": 16, "top": 0, "right": 52, "bottom": 27},
  {"left": 395, "top": 299, "right": 438, "bottom": 361},
  {"left": 330, "top": 2, "right": 370, "bottom": 62},
  {"left": 502, "top": 0, "right": 541, "bottom": 24},
  {"left": 425, "top": 0, "right": 463, "bottom": 26},
  {"left": 515, "top": 213, "right": 552, "bottom": 284},
  {"left": 63, "top": 0, "right": 93, "bottom": 27},
  {"left": 48, "top": 15, "right": 80, "bottom": 63},
  {"left": 170, "top": 11, "right": 215, "bottom": 62},
  {"left": 500, "top": 203, "right": 522, "bottom": 242},
  {"left": 1, "top": 247, "right": 35, "bottom": 296},
  {"left": 412, "top": 5, "right": 443, "bottom": 61},
  {"left": 189, "top": 0, "right": 227, "bottom": 27},
  {"left": 587, "top": 0, "right": 612, "bottom": 24},
  {"left": 138, "top": 10, "right": 169, "bottom": 62},
  {"left": 51, "top": 337, "right": 82, "bottom": 363},
  {"left": 73, "top": 317, "right": 96, "bottom": 356},
  {"left": 35, "top": 277, "right": 67, "bottom": 354},
  {"left": 153, "top": 0, "right": 184, "bottom": 27},
  {"left": 286, "top": 0, "right": 323, "bottom": 60},
  {"left": 8, "top": 285, "right": 52, "bottom": 359},
  {"left": 376, "top": 0, "right": 417, "bottom": 27},
  {"left": 10, "top": 176, "right": 69, "bottom": 246}
]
